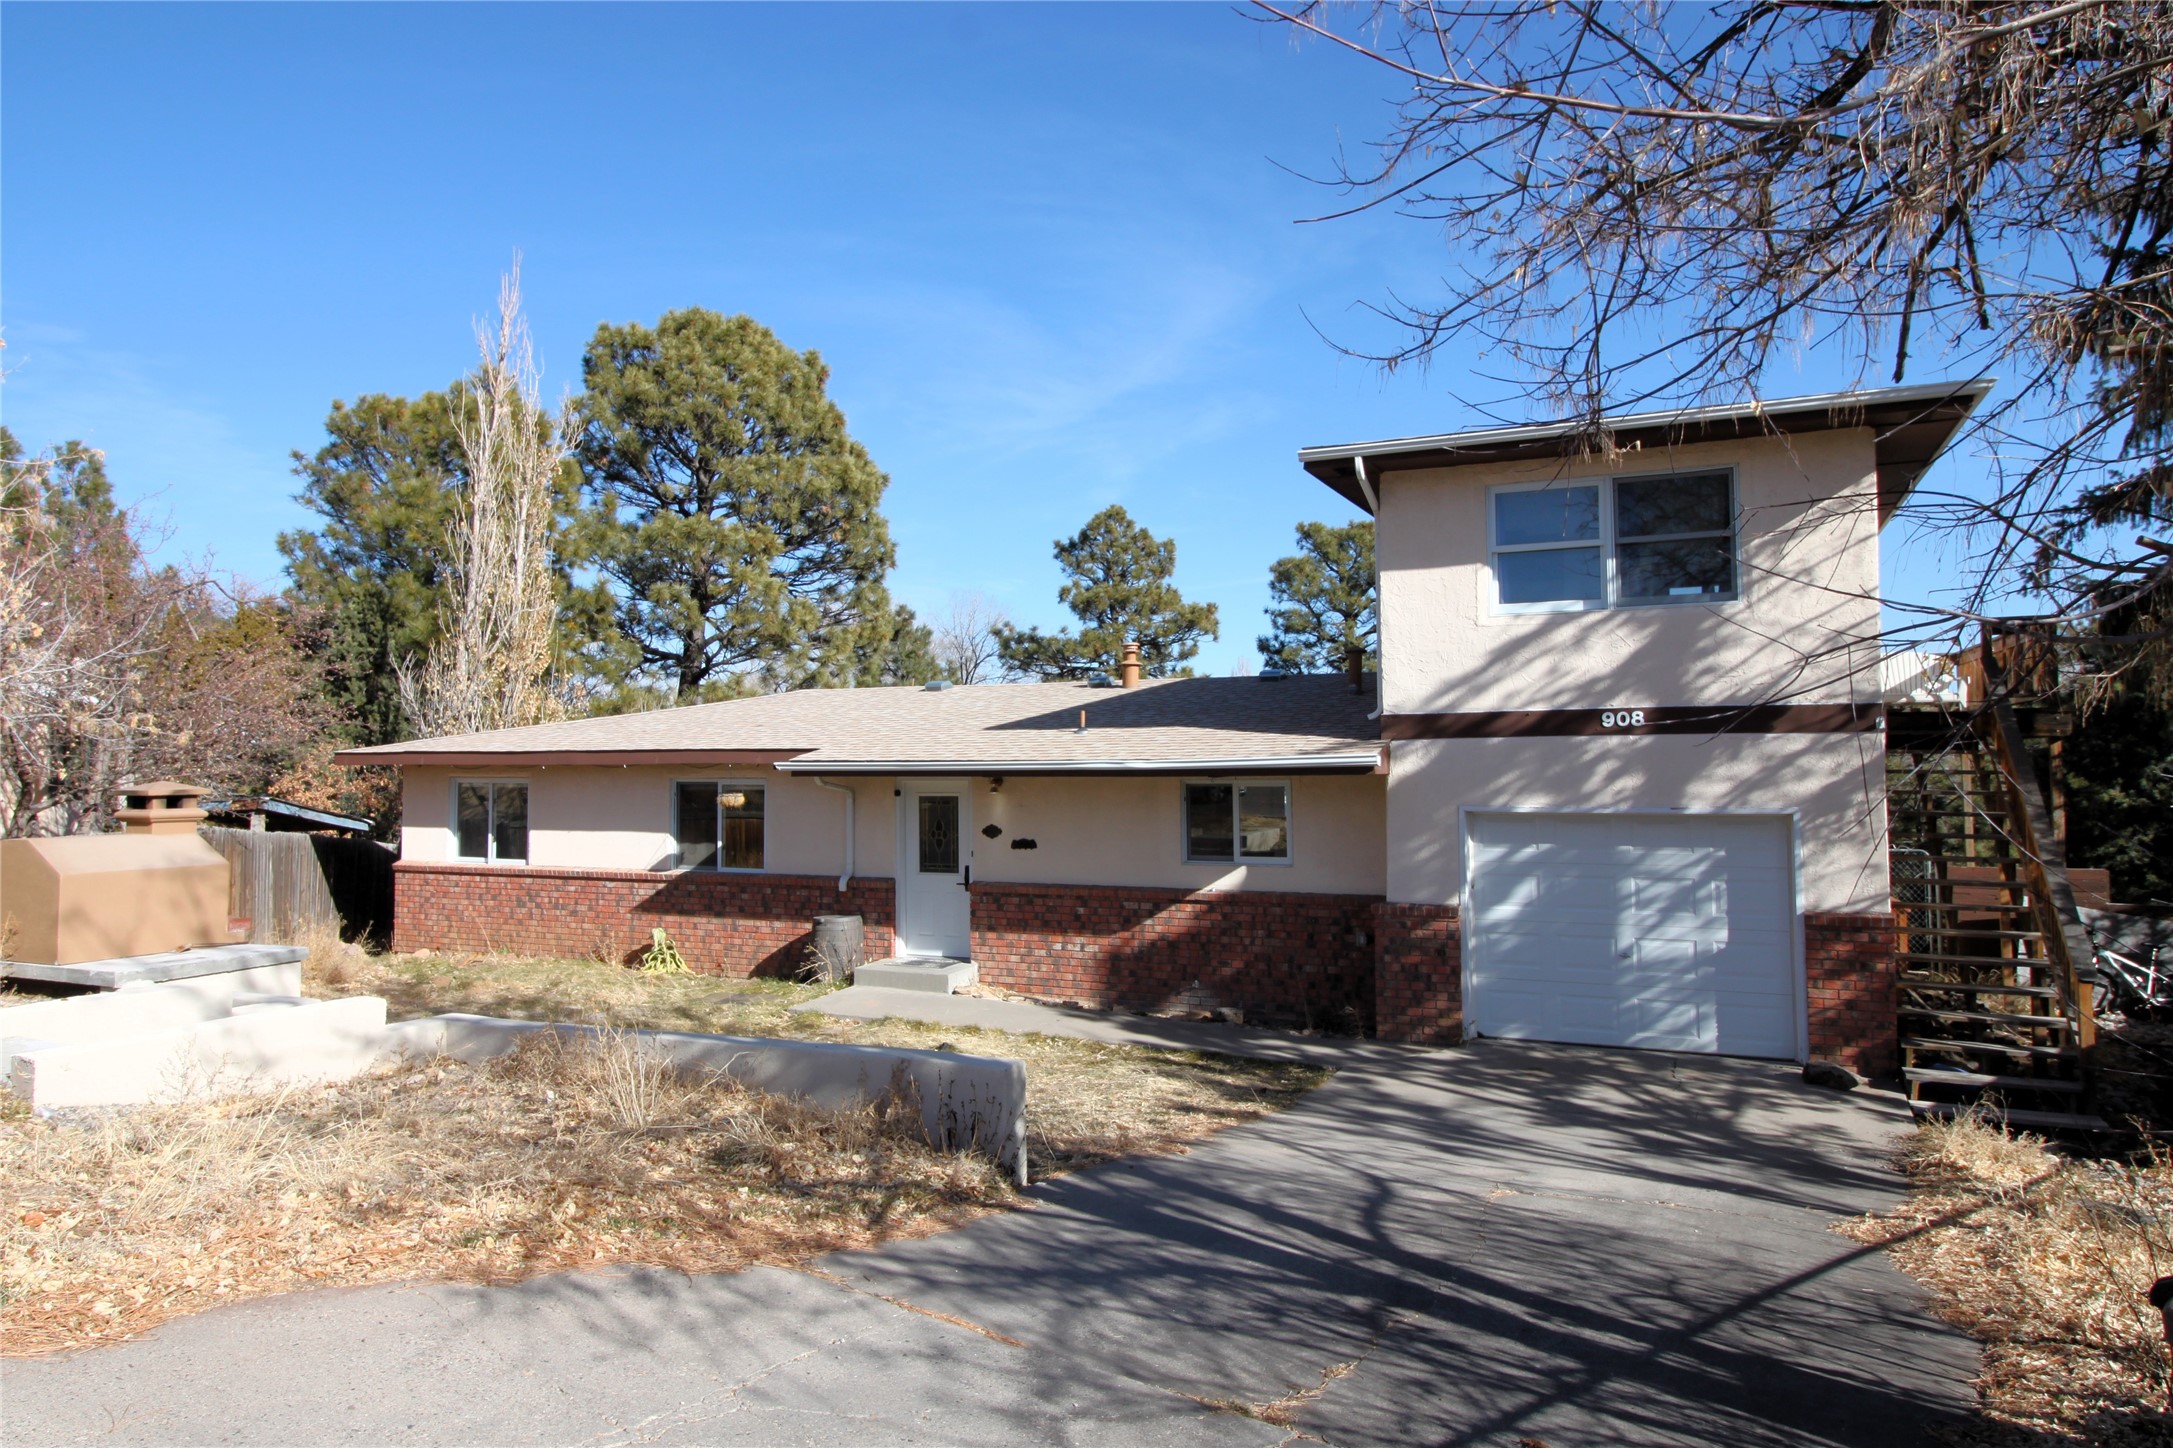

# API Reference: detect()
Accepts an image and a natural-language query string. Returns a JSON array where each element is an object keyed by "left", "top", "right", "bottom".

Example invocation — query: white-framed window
[
  {"left": 674, "top": 780, "right": 766, "bottom": 871},
  {"left": 1183, "top": 780, "right": 1291, "bottom": 865},
  {"left": 1489, "top": 469, "right": 1738, "bottom": 613},
  {"left": 454, "top": 780, "right": 529, "bottom": 863}
]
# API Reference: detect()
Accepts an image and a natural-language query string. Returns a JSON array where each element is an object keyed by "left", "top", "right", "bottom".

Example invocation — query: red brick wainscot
[
  {"left": 1373, "top": 902, "right": 1462, "bottom": 1046},
  {"left": 1805, "top": 910, "right": 1899, "bottom": 1078},
  {"left": 392, "top": 863, "right": 895, "bottom": 978},
  {"left": 968, "top": 882, "right": 1378, "bottom": 1032}
]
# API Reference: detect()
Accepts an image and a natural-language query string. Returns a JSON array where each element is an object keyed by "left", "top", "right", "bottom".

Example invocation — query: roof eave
[
  {"left": 777, "top": 752, "right": 1387, "bottom": 776},
  {"left": 1300, "top": 378, "right": 1994, "bottom": 522},
  {"left": 333, "top": 748, "right": 809, "bottom": 769}
]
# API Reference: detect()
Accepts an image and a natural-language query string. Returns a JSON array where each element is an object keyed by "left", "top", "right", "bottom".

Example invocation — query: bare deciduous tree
[
  {"left": 1, "top": 441, "right": 328, "bottom": 835},
  {"left": 399, "top": 262, "right": 567, "bottom": 738},
  {"left": 1260, "top": 1, "right": 2172, "bottom": 681},
  {"left": 933, "top": 591, "right": 1014, "bottom": 685}
]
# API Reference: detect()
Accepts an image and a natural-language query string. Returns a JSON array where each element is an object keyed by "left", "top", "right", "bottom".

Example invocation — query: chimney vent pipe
[{"left": 1120, "top": 640, "right": 1141, "bottom": 688}]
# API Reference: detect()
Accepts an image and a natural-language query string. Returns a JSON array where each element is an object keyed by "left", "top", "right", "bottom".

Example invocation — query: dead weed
[
  {"left": 5, "top": 952, "right": 1328, "bottom": 1357},
  {"left": 1840, "top": 1110, "right": 2173, "bottom": 1445},
  {"left": 1, "top": 1033, "right": 1005, "bottom": 1357},
  {"left": 310, "top": 949, "right": 1331, "bottom": 1175}
]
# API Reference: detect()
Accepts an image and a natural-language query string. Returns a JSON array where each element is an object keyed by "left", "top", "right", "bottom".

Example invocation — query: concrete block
[
  {"left": 10, "top": 996, "right": 394, "bottom": 1110},
  {"left": 855, "top": 959, "right": 977, "bottom": 994},
  {"left": 0, "top": 963, "right": 308, "bottom": 1073},
  {"left": 2, "top": 943, "right": 305, "bottom": 991},
  {"left": 389, "top": 1015, "right": 1027, "bottom": 1182}
]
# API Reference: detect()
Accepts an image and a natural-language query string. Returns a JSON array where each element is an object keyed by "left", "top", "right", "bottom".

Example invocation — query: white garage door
[{"left": 1466, "top": 813, "right": 1798, "bottom": 1059}]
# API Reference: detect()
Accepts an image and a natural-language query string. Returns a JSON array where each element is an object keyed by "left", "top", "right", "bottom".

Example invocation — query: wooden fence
[{"left": 199, "top": 827, "right": 396, "bottom": 946}]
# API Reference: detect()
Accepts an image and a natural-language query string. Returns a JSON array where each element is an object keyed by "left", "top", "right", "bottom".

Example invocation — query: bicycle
[{"left": 2089, "top": 935, "right": 2173, "bottom": 1019}]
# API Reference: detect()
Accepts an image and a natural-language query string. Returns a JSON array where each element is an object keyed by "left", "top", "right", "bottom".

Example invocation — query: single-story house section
[{"left": 339, "top": 675, "right": 1391, "bottom": 1032}]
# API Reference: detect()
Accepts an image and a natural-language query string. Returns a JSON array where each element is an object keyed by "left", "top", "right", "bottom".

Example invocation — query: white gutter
[
  {"left": 810, "top": 775, "right": 855, "bottom": 891},
  {"left": 775, "top": 753, "right": 1384, "bottom": 776}
]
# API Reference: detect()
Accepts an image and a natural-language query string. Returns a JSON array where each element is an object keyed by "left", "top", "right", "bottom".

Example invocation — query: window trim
[
  {"left": 1180, "top": 777, "right": 1295, "bottom": 868},
  {"left": 1486, "top": 469, "right": 1740, "bottom": 615},
  {"left": 451, "top": 778, "right": 530, "bottom": 865},
  {"left": 672, "top": 777, "right": 769, "bottom": 874}
]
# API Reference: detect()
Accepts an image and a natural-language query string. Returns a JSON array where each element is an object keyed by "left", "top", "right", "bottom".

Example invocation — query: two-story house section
[{"left": 1299, "top": 379, "right": 1993, "bottom": 1074}]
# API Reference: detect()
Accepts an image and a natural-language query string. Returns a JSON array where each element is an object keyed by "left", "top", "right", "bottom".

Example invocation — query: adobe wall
[{"left": 392, "top": 862, "right": 896, "bottom": 977}]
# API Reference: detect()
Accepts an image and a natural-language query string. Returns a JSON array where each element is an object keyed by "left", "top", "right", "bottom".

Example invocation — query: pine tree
[
  {"left": 994, "top": 505, "right": 1218, "bottom": 679},
  {"left": 1258, "top": 520, "right": 1376, "bottom": 674},
  {"left": 573, "top": 309, "right": 899, "bottom": 698}
]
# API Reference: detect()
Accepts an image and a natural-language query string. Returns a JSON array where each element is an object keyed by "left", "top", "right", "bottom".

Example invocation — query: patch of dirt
[{"left": 1839, "top": 1112, "right": 2173, "bottom": 1445}]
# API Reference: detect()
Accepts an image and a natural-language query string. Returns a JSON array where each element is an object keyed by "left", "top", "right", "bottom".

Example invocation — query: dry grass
[
  {"left": 1840, "top": 1112, "right": 2173, "bottom": 1446},
  {"left": 1, "top": 1033, "right": 1006, "bottom": 1358},
  {"left": 310, "top": 948, "right": 1331, "bottom": 1175},
  {"left": 1, "top": 948, "right": 1326, "bottom": 1357}
]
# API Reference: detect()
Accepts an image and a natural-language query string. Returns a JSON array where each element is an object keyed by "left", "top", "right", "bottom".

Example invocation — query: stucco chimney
[
  {"left": 1120, "top": 640, "right": 1141, "bottom": 688},
  {"left": 116, "top": 781, "right": 211, "bottom": 836},
  {"left": 1345, "top": 644, "right": 1366, "bottom": 695}
]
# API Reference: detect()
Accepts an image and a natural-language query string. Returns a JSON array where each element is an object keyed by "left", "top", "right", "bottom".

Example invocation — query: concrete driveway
[{"left": 6, "top": 1035, "right": 1975, "bottom": 1446}]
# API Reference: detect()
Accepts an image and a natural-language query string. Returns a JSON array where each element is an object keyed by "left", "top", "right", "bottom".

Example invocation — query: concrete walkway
[{"left": 6, "top": 1008, "right": 1976, "bottom": 1446}]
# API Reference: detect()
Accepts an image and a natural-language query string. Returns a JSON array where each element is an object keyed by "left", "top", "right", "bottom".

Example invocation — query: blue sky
[{"left": 3, "top": 2, "right": 1990, "bottom": 676}]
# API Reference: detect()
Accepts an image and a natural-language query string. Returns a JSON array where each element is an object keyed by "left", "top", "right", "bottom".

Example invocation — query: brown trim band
[
  {"left": 332, "top": 749, "right": 808, "bottom": 769},
  {"left": 1382, "top": 703, "right": 1882, "bottom": 740}
]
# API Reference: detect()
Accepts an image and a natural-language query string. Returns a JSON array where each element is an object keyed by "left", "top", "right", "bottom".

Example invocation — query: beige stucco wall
[
  {"left": 399, "top": 767, "right": 899, "bottom": 879},
  {"left": 1385, "top": 730, "right": 1889, "bottom": 914},
  {"left": 974, "top": 773, "right": 1385, "bottom": 896},
  {"left": 1375, "top": 429, "right": 1883, "bottom": 714},
  {"left": 399, "top": 766, "right": 1387, "bottom": 897}
]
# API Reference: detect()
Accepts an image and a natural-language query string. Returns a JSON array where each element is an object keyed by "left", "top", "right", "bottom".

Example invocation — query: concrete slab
[
  {"left": 853, "top": 959, "right": 977, "bottom": 993},
  {"left": 391, "top": 1014, "right": 1028, "bottom": 1179},
  {"left": 0, "top": 963, "right": 308, "bottom": 1074},
  {"left": 0, "top": 1038, "right": 1976, "bottom": 1446},
  {"left": 2, "top": 942, "right": 305, "bottom": 990},
  {"left": 10, "top": 995, "right": 393, "bottom": 1109}
]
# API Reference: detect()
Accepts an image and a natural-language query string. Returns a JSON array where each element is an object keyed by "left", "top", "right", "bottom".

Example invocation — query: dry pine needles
[{"left": 1840, "top": 1111, "right": 2173, "bottom": 1446}]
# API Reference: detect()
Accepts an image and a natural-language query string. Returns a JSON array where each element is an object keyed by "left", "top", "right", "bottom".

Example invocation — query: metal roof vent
[
  {"left": 1258, "top": 664, "right": 1287, "bottom": 682},
  {"left": 1086, "top": 671, "right": 1116, "bottom": 688},
  {"left": 923, "top": 680, "right": 953, "bottom": 691}
]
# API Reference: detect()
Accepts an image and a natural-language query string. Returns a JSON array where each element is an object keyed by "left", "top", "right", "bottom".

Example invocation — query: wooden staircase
[{"left": 1888, "top": 630, "right": 2105, "bottom": 1133}]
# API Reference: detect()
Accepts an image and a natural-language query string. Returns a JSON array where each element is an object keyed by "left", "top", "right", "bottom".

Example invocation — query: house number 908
[{"left": 1600, "top": 710, "right": 1647, "bottom": 728}]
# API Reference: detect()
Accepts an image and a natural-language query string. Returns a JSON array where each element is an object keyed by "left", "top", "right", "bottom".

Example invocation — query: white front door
[
  {"left": 1465, "top": 811, "right": 1799, "bottom": 1059},
  {"left": 897, "top": 779, "right": 973, "bottom": 959}
]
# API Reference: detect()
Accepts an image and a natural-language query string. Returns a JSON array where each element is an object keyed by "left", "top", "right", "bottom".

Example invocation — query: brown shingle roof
[{"left": 335, "top": 676, "right": 1384, "bottom": 774}]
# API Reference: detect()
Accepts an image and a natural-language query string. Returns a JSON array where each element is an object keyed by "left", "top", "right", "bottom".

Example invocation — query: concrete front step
[{"left": 853, "top": 958, "right": 978, "bottom": 994}]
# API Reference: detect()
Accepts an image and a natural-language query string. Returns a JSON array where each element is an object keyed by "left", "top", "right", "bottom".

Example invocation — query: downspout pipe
[
  {"left": 1355, "top": 456, "right": 1385, "bottom": 721},
  {"left": 811, "top": 775, "right": 855, "bottom": 893}
]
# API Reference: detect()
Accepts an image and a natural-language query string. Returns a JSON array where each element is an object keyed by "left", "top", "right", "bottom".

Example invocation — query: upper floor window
[
  {"left": 455, "top": 781, "right": 528, "bottom": 863},
  {"left": 675, "top": 781, "right": 765, "bottom": 871},
  {"left": 1183, "top": 781, "right": 1290, "bottom": 864},
  {"left": 1490, "top": 471, "right": 1737, "bottom": 612}
]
